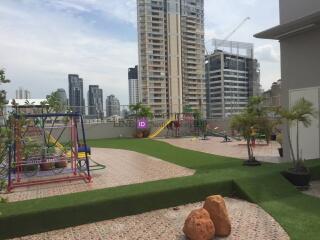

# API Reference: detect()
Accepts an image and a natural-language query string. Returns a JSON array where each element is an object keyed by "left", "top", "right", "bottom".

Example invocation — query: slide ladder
[
  {"left": 47, "top": 133, "right": 65, "bottom": 151},
  {"left": 148, "top": 117, "right": 175, "bottom": 139},
  {"left": 47, "top": 133, "right": 89, "bottom": 158}
]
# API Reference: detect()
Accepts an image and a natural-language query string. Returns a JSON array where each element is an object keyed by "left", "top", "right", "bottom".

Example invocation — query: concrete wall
[
  {"left": 49, "top": 118, "right": 233, "bottom": 144},
  {"left": 279, "top": 0, "right": 320, "bottom": 24},
  {"left": 52, "top": 123, "right": 135, "bottom": 143},
  {"left": 280, "top": 26, "right": 320, "bottom": 160}
]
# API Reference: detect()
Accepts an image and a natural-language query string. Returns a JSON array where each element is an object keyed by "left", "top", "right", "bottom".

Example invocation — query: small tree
[
  {"left": 0, "top": 69, "right": 10, "bottom": 197},
  {"left": 279, "top": 98, "right": 317, "bottom": 172},
  {"left": 0, "top": 69, "right": 10, "bottom": 110},
  {"left": 42, "top": 91, "right": 69, "bottom": 150},
  {"left": 230, "top": 111, "right": 257, "bottom": 162},
  {"left": 230, "top": 96, "right": 273, "bottom": 165}
]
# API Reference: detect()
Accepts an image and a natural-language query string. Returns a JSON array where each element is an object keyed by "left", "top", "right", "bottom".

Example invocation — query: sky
[{"left": 0, "top": 0, "right": 281, "bottom": 105}]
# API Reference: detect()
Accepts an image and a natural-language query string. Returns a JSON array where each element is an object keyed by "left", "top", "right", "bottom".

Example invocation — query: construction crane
[{"left": 213, "top": 17, "right": 250, "bottom": 50}]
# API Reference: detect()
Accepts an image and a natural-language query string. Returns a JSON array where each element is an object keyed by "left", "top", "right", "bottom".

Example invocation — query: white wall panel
[{"left": 289, "top": 87, "right": 320, "bottom": 160}]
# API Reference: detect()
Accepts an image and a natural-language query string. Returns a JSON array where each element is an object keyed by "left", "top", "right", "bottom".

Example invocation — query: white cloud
[
  {"left": 44, "top": 0, "right": 137, "bottom": 26},
  {"left": 0, "top": 0, "right": 281, "bottom": 103},
  {"left": 255, "top": 44, "right": 280, "bottom": 62},
  {"left": 0, "top": 0, "right": 137, "bottom": 104}
]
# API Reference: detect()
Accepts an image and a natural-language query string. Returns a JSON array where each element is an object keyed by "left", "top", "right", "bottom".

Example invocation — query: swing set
[{"left": 6, "top": 112, "right": 92, "bottom": 192}]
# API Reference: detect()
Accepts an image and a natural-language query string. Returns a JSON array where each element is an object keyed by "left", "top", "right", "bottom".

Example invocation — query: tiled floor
[
  {"left": 0, "top": 148, "right": 194, "bottom": 202},
  {"left": 10, "top": 197, "right": 289, "bottom": 240},
  {"left": 159, "top": 137, "right": 282, "bottom": 163}
]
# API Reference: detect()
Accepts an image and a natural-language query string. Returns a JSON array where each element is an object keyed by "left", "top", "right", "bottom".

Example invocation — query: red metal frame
[{"left": 7, "top": 113, "right": 92, "bottom": 192}]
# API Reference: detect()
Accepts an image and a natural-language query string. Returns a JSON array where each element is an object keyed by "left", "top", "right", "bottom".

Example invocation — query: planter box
[
  {"left": 278, "top": 148, "right": 283, "bottom": 157},
  {"left": 281, "top": 170, "right": 311, "bottom": 188}
]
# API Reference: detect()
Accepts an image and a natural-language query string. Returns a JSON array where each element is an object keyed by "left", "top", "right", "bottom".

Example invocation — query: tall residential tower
[
  {"left": 137, "top": 0, "right": 206, "bottom": 117},
  {"left": 106, "top": 95, "right": 120, "bottom": 117},
  {"left": 128, "top": 65, "right": 139, "bottom": 105},
  {"left": 88, "top": 85, "right": 104, "bottom": 118},
  {"left": 15, "top": 87, "right": 31, "bottom": 99},
  {"left": 68, "top": 74, "right": 85, "bottom": 115}
]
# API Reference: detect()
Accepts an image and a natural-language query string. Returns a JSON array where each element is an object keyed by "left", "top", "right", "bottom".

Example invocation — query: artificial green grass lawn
[{"left": 1, "top": 138, "right": 320, "bottom": 239}]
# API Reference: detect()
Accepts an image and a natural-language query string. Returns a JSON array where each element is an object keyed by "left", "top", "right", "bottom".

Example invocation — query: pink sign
[{"left": 137, "top": 118, "right": 148, "bottom": 129}]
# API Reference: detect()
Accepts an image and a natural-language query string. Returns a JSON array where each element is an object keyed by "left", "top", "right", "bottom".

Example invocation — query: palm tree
[
  {"left": 129, "top": 103, "right": 153, "bottom": 119},
  {"left": 0, "top": 69, "right": 10, "bottom": 199},
  {"left": 279, "top": 98, "right": 317, "bottom": 171}
]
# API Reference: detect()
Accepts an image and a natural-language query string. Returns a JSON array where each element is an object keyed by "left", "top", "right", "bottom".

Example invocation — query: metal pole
[
  {"left": 7, "top": 144, "right": 12, "bottom": 192},
  {"left": 80, "top": 115, "right": 91, "bottom": 180}
]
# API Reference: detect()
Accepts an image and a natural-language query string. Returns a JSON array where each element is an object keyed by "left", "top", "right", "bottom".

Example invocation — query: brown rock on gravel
[
  {"left": 183, "top": 208, "right": 215, "bottom": 240},
  {"left": 203, "top": 195, "right": 231, "bottom": 237}
]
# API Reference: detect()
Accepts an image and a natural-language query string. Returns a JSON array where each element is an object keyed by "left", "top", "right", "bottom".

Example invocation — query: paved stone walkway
[
  {"left": 159, "top": 137, "right": 282, "bottom": 163},
  {"left": 0, "top": 148, "right": 194, "bottom": 202},
  {"left": 304, "top": 180, "right": 320, "bottom": 198},
  {"left": 10, "top": 197, "right": 289, "bottom": 240}
]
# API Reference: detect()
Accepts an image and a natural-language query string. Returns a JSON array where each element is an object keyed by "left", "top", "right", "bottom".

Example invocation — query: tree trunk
[
  {"left": 286, "top": 122, "right": 295, "bottom": 165},
  {"left": 247, "top": 138, "right": 252, "bottom": 161},
  {"left": 296, "top": 121, "right": 300, "bottom": 168}
]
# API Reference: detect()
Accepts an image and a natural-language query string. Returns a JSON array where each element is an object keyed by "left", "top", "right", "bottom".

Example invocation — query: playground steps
[{"left": 148, "top": 117, "right": 175, "bottom": 139}]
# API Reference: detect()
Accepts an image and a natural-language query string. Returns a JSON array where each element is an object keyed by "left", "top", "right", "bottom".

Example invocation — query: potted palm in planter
[
  {"left": 129, "top": 103, "right": 153, "bottom": 138},
  {"left": 278, "top": 98, "right": 317, "bottom": 188}
]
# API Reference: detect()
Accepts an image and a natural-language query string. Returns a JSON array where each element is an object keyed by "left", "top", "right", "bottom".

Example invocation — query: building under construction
[{"left": 205, "top": 39, "right": 261, "bottom": 119}]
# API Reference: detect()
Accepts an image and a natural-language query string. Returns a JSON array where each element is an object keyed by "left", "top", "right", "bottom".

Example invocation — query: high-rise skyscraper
[
  {"left": 106, "top": 95, "right": 120, "bottom": 117},
  {"left": 68, "top": 74, "right": 85, "bottom": 115},
  {"left": 56, "top": 88, "right": 68, "bottom": 105},
  {"left": 88, "top": 85, "right": 104, "bottom": 118},
  {"left": 205, "top": 39, "right": 261, "bottom": 119},
  {"left": 15, "top": 87, "right": 31, "bottom": 99},
  {"left": 54, "top": 88, "right": 68, "bottom": 112},
  {"left": 137, "top": 0, "right": 206, "bottom": 117},
  {"left": 128, "top": 65, "right": 139, "bottom": 105}
]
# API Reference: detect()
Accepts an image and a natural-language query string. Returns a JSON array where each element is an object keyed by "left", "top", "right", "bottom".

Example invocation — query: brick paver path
[
  {"left": 159, "top": 137, "right": 282, "bottom": 163},
  {"left": 0, "top": 148, "right": 194, "bottom": 202},
  {"left": 10, "top": 197, "right": 289, "bottom": 240}
]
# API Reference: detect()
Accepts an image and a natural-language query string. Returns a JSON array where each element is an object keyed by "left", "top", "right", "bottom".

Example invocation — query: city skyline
[{"left": 0, "top": 0, "right": 280, "bottom": 105}]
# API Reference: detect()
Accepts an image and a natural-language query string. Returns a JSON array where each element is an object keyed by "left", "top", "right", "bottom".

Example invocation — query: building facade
[
  {"left": 137, "top": 0, "right": 206, "bottom": 117},
  {"left": 205, "top": 40, "right": 261, "bottom": 119},
  {"left": 106, "top": 95, "right": 120, "bottom": 117},
  {"left": 88, "top": 85, "right": 104, "bottom": 119},
  {"left": 255, "top": 0, "right": 320, "bottom": 160},
  {"left": 128, "top": 65, "right": 139, "bottom": 105},
  {"left": 68, "top": 74, "right": 85, "bottom": 115},
  {"left": 262, "top": 80, "right": 281, "bottom": 108}
]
